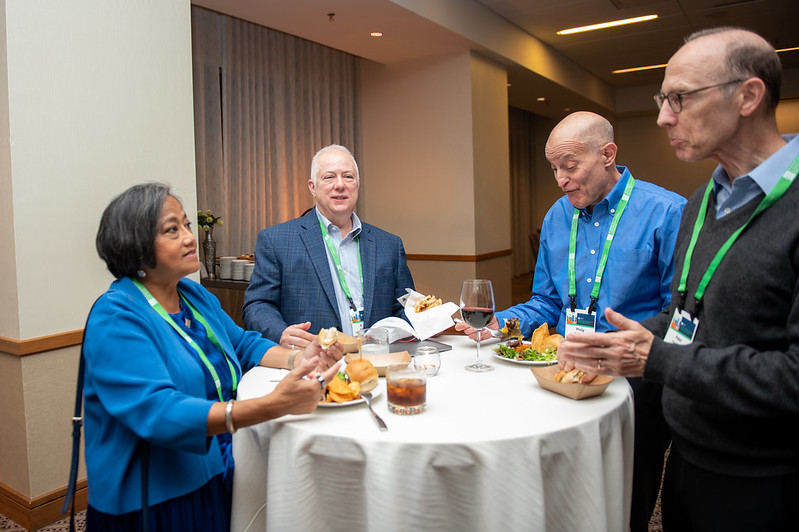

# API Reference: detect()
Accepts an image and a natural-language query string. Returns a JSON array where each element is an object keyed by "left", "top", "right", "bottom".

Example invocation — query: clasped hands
[{"left": 557, "top": 307, "right": 652, "bottom": 378}]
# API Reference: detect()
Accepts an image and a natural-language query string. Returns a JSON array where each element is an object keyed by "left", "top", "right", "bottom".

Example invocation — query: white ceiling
[{"left": 190, "top": 0, "right": 799, "bottom": 119}]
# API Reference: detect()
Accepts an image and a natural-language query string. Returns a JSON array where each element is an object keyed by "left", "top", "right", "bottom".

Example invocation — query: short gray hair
[
  {"left": 685, "top": 27, "right": 781, "bottom": 110},
  {"left": 310, "top": 144, "right": 359, "bottom": 186}
]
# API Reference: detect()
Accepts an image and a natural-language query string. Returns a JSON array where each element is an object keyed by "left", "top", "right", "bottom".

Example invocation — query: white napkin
[{"left": 372, "top": 289, "right": 459, "bottom": 341}]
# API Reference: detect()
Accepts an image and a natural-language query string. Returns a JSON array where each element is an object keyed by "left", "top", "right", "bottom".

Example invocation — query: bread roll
[
  {"left": 543, "top": 334, "right": 564, "bottom": 351},
  {"left": 346, "top": 358, "right": 379, "bottom": 393},
  {"left": 318, "top": 327, "right": 338, "bottom": 349}
]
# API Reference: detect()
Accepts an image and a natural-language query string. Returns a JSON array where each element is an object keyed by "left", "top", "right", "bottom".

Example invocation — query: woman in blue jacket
[{"left": 83, "top": 182, "right": 342, "bottom": 531}]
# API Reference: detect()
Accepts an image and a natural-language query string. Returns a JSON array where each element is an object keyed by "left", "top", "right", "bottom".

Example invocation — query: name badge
[
  {"left": 565, "top": 307, "right": 596, "bottom": 335},
  {"left": 350, "top": 307, "right": 365, "bottom": 336},
  {"left": 663, "top": 308, "right": 698, "bottom": 345}
]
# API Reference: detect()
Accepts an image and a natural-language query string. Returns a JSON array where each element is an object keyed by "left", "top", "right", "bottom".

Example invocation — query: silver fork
[{"left": 361, "top": 392, "right": 388, "bottom": 431}]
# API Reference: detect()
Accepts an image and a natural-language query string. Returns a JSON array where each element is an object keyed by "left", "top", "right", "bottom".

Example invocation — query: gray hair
[
  {"left": 685, "top": 26, "right": 782, "bottom": 109},
  {"left": 310, "top": 144, "right": 360, "bottom": 186}
]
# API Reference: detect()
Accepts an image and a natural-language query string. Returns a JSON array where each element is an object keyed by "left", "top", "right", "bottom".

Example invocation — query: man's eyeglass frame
[{"left": 654, "top": 79, "right": 746, "bottom": 113}]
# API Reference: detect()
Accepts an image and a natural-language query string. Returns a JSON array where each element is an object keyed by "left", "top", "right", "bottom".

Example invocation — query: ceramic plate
[
  {"left": 318, "top": 383, "right": 383, "bottom": 408},
  {"left": 492, "top": 352, "right": 557, "bottom": 366}
]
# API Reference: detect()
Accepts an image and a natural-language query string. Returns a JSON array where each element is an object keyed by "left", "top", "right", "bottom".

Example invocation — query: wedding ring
[
  {"left": 316, "top": 375, "right": 327, "bottom": 391},
  {"left": 597, "top": 359, "right": 603, "bottom": 370}
]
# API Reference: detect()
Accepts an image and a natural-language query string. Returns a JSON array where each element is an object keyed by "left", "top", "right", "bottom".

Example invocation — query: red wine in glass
[
  {"left": 461, "top": 307, "right": 494, "bottom": 329},
  {"left": 460, "top": 280, "right": 495, "bottom": 372}
]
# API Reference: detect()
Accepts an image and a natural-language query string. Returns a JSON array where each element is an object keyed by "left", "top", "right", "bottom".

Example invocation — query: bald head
[
  {"left": 547, "top": 111, "right": 614, "bottom": 154},
  {"left": 545, "top": 112, "right": 621, "bottom": 210}
]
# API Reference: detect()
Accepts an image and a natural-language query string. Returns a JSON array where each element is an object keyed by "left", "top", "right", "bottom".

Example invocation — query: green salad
[{"left": 494, "top": 343, "right": 557, "bottom": 363}]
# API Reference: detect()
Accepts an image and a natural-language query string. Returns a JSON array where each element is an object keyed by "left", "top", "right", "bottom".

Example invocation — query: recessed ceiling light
[
  {"left": 613, "top": 63, "right": 667, "bottom": 74},
  {"left": 557, "top": 14, "right": 657, "bottom": 35},
  {"left": 614, "top": 47, "right": 798, "bottom": 75},
  {"left": 537, "top": 97, "right": 547, "bottom": 102},
  {"left": 370, "top": 32, "right": 383, "bottom": 37}
]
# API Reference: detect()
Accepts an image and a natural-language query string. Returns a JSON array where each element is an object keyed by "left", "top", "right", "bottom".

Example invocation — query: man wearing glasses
[{"left": 559, "top": 27, "right": 799, "bottom": 531}]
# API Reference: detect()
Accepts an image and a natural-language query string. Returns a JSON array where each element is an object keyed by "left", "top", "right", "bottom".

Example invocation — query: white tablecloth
[{"left": 231, "top": 336, "right": 634, "bottom": 532}]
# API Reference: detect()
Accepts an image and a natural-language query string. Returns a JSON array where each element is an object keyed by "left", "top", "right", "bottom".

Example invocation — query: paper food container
[
  {"left": 335, "top": 331, "right": 360, "bottom": 353},
  {"left": 530, "top": 365, "right": 613, "bottom": 400},
  {"left": 344, "top": 351, "right": 412, "bottom": 376}
]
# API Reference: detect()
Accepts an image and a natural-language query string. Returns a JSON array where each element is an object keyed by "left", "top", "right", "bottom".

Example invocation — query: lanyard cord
[
  {"left": 568, "top": 175, "right": 635, "bottom": 313},
  {"left": 677, "top": 154, "right": 799, "bottom": 312},
  {"left": 132, "top": 279, "right": 238, "bottom": 402},
  {"left": 319, "top": 219, "right": 363, "bottom": 312}
]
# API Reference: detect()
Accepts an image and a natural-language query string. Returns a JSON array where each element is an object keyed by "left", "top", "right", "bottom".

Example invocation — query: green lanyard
[
  {"left": 678, "top": 154, "right": 799, "bottom": 312},
  {"left": 132, "top": 279, "right": 238, "bottom": 402},
  {"left": 568, "top": 175, "right": 635, "bottom": 313},
  {"left": 319, "top": 219, "right": 363, "bottom": 312}
]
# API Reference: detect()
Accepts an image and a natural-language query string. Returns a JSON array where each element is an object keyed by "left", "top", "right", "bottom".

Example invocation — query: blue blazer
[
  {"left": 243, "top": 210, "right": 415, "bottom": 342},
  {"left": 83, "top": 277, "right": 274, "bottom": 514}
]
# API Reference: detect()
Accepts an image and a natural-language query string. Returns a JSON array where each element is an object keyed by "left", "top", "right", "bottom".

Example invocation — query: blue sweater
[{"left": 83, "top": 277, "right": 274, "bottom": 514}]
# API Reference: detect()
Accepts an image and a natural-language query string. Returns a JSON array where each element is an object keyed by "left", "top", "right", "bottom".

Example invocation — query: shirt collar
[
  {"left": 713, "top": 134, "right": 799, "bottom": 196},
  {"left": 580, "top": 165, "right": 630, "bottom": 216},
  {"left": 314, "top": 206, "right": 362, "bottom": 239}
]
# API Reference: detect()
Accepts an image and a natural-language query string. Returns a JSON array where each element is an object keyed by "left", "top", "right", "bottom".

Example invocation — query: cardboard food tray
[
  {"left": 335, "top": 331, "right": 360, "bottom": 353},
  {"left": 344, "top": 351, "right": 412, "bottom": 376},
  {"left": 530, "top": 365, "right": 613, "bottom": 400}
]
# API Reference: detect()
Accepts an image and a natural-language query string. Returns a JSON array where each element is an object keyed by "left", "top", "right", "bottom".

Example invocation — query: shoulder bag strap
[{"left": 61, "top": 297, "right": 150, "bottom": 532}]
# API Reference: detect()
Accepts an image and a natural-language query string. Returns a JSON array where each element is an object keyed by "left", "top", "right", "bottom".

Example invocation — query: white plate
[
  {"left": 492, "top": 351, "right": 557, "bottom": 366},
  {"left": 318, "top": 382, "right": 383, "bottom": 408}
]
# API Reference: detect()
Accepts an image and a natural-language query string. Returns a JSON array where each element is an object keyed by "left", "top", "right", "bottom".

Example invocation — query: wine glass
[{"left": 460, "top": 279, "right": 495, "bottom": 372}]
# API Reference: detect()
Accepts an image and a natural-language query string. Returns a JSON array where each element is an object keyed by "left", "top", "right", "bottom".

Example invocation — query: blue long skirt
[{"left": 86, "top": 474, "right": 231, "bottom": 532}]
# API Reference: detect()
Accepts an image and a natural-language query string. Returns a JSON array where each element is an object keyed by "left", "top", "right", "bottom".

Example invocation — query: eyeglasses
[{"left": 653, "top": 79, "right": 745, "bottom": 113}]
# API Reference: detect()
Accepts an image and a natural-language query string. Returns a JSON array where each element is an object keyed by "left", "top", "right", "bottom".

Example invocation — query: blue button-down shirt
[
  {"left": 496, "top": 167, "right": 686, "bottom": 337},
  {"left": 315, "top": 207, "right": 363, "bottom": 335},
  {"left": 713, "top": 134, "right": 799, "bottom": 217}
]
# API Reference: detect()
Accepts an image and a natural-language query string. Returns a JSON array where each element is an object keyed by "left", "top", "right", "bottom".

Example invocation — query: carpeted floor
[{"left": 0, "top": 511, "right": 85, "bottom": 532}]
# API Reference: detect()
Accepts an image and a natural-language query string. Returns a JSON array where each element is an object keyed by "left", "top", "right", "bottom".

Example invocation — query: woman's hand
[
  {"left": 300, "top": 337, "right": 344, "bottom": 372},
  {"left": 272, "top": 358, "right": 341, "bottom": 415}
]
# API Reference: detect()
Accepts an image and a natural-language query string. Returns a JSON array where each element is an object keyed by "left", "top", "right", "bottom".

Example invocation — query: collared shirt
[
  {"left": 315, "top": 207, "right": 363, "bottom": 335},
  {"left": 495, "top": 166, "right": 686, "bottom": 337},
  {"left": 713, "top": 134, "right": 799, "bottom": 217}
]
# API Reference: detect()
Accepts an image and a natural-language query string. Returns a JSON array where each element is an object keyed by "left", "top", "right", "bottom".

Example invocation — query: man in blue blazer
[{"left": 243, "top": 144, "right": 414, "bottom": 347}]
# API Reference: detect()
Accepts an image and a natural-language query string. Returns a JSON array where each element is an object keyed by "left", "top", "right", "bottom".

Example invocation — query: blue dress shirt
[
  {"left": 315, "top": 207, "right": 364, "bottom": 335},
  {"left": 495, "top": 167, "right": 686, "bottom": 337},
  {"left": 713, "top": 134, "right": 799, "bottom": 217}
]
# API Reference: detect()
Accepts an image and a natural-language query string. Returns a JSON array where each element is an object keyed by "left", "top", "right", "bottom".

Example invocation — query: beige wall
[
  {"left": 1, "top": 0, "right": 197, "bottom": 502},
  {"left": 617, "top": 99, "right": 799, "bottom": 202},
  {"left": 526, "top": 99, "right": 799, "bottom": 234},
  {"left": 361, "top": 51, "right": 512, "bottom": 309}
]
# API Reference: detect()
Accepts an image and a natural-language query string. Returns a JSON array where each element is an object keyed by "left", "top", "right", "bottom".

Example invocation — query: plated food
[
  {"left": 493, "top": 323, "right": 563, "bottom": 365},
  {"left": 346, "top": 358, "right": 378, "bottom": 393},
  {"left": 499, "top": 317, "right": 523, "bottom": 341},
  {"left": 320, "top": 358, "right": 379, "bottom": 404}
]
